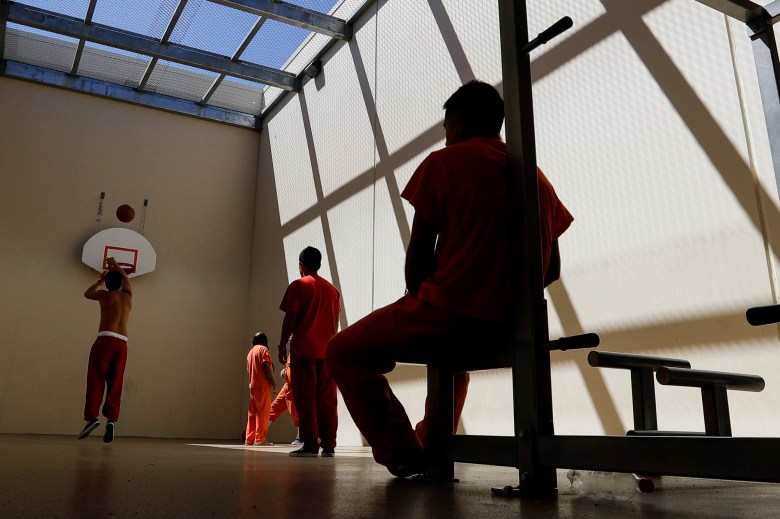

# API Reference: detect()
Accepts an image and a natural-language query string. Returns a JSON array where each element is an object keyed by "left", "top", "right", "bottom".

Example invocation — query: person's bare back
[{"left": 84, "top": 257, "right": 133, "bottom": 336}]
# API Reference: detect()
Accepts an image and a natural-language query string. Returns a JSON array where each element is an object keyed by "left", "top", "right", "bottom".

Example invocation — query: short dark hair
[
  {"left": 299, "top": 246, "right": 322, "bottom": 271},
  {"left": 104, "top": 270, "right": 123, "bottom": 291},
  {"left": 443, "top": 80, "right": 504, "bottom": 139},
  {"left": 253, "top": 332, "right": 268, "bottom": 346}
]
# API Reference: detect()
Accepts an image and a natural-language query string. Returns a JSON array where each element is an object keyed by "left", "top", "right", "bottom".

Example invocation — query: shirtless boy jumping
[{"left": 79, "top": 257, "right": 133, "bottom": 443}]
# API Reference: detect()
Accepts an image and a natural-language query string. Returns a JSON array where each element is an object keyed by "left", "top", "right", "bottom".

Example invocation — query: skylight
[{"left": 1, "top": 0, "right": 371, "bottom": 129}]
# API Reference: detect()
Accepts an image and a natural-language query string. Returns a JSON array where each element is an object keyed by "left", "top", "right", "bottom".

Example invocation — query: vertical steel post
[
  {"left": 497, "top": 0, "right": 557, "bottom": 495},
  {"left": 747, "top": 6, "right": 780, "bottom": 202}
]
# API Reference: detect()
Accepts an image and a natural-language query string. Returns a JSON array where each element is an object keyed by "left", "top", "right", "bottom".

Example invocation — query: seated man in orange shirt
[{"left": 326, "top": 81, "right": 573, "bottom": 477}]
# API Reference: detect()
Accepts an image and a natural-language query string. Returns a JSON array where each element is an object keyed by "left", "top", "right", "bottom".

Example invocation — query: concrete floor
[{"left": 1, "top": 434, "right": 778, "bottom": 518}]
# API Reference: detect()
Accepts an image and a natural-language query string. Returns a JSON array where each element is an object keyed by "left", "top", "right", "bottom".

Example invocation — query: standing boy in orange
[
  {"left": 326, "top": 81, "right": 573, "bottom": 477},
  {"left": 269, "top": 354, "right": 301, "bottom": 445},
  {"left": 80, "top": 257, "right": 133, "bottom": 443},
  {"left": 278, "top": 246, "right": 341, "bottom": 456},
  {"left": 246, "top": 332, "right": 276, "bottom": 446}
]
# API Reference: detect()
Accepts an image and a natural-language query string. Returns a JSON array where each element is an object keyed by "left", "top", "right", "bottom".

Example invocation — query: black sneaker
[
  {"left": 289, "top": 447, "right": 318, "bottom": 457},
  {"left": 103, "top": 421, "right": 115, "bottom": 443},
  {"left": 321, "top": 448, "right": 335, "bottom": 457},
  {"left": 78, "top": 419, "right": 100, "bottom": 440}
]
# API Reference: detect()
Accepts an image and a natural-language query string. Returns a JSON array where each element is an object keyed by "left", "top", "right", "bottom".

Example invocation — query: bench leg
[
  {"left": 422, "top": 366, "right": 457, "bottom": 482},
  {"left": 702, "top": 385, "right": 732, "bottom": 436},
  {"left": 630, "top": 367, "right": 658, "bottom": 431}
]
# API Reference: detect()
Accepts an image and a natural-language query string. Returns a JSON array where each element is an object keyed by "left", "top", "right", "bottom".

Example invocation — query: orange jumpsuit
[
  {"left": 327, "top": 137, "right": 573, "bottom": 469},
  {"left": 245, "top": 344, "right": 274, "bottom": 445},
  {"left": 280, "top": 274, "right": 341, "bottom": 451},
  {"left": 269, "top": 361, "right": 299, "bottom": 426},
  {"left": 414, "top": 167, "right": 574, "bottom": 446}
]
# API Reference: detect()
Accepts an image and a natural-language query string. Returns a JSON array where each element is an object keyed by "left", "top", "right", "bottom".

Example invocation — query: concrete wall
[
  {"left": 255, "top": 0, "right": 780, "bottom": 445},
  {"left": 0, "top": 78, "right": 260, "bottom": 439}
]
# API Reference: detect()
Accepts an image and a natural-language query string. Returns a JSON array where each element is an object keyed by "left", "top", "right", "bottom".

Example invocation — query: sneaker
[
  {"left": 289, "top": 447, "right": 318, "bottom": 457},
  {"left": 254, "top": 440, "right": 274, "bottom": 446},
  {"left": 103, "top": 421, "right": 115, "bottom": 443},
  {"left": 78, "top": 419, "right": 100, "bottom": 440},
  {"left": 291, "top": 438, "right": 303, "bottom": 446},
  {"left": 387, "top": 458, "right": 428, "bottom": 478},
  {"left": 321, "top": 448, "right": 335, "bottom": 457}
]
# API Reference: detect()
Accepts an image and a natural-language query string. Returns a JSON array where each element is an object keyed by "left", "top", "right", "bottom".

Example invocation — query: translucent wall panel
[
  {"left": 79, "top": 43, "right": 150, "bottom": 87},
  {"left": 374, "top": 0, "right": 462, "bottom": 155},
  {"left": 300, "top": 42, "right": 376, "bottom": 197},
  {"left": 4, "top": 25, "right": 78, "bottom": 73},
  {"left": 267, "top": 96, "right": 320, "bottom": 225},
  {"left": 145, "top": 60, "right": 218, "bottom": 101},
  {"left": 327, "top": 187, "right": 374, "bottom": 324},
  {"left": 209, "top": 77, "right": 265, "bottom": 115}
]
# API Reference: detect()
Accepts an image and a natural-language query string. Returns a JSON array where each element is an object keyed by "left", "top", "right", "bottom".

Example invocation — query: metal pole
[{"left": 497, "top": 0, "right": 556, "bottom": 496}]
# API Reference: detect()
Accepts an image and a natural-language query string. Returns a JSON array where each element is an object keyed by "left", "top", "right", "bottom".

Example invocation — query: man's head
[
  {"left": 298, "top": 246, "right": 322, "bottom": 275},
  {"left": 252, "top": 332, "right": 268, "bottom": 346},
  {"left": 443, "top": 80, "right": 504, "bottom": 146},
  {"left": 104, "top": 270, "right": 123, "bottom": 291}
]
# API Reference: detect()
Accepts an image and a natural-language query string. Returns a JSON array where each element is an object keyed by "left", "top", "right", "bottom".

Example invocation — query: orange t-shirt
[
  {"left": 246, "top": 345, "right": 273, "bottom": 389},
  {"left": 401, "top": 137, "right": 572, "bottom": 323},
  {"left": 280, "top": 274, "right": 341, "bottom": 359}
]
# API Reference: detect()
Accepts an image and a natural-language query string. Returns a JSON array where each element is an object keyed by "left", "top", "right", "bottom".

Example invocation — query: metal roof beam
[
  {"left": 7, "top": 2, "right": 299, "bottom": 91},
  {"left": 693, "top": 0, "right": 765, "bottom": 23},
  {"left": 3, "top": 60, "right": 259, "bottom": 129},
  {"left": 209, "top": 0, "right": 352, "bottom": 40}
]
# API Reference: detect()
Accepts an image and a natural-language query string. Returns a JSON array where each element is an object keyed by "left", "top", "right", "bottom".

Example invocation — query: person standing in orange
[
  {"left": 245, "top": 332, "right": 276, "bottom": 446},
  {"left": 278, "top": 246, "right": 341, "bottom": 457},
  {"left": 269, "top": 354, "right": 301, "bottom": 445},
  {"left": 326, "top": 81, "right": 573, "bottom": 477}
]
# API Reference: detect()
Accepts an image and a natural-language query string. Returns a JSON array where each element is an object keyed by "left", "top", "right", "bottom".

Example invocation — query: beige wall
[{"left": 0, "top": 78, "right": 260, "bottom": 439}]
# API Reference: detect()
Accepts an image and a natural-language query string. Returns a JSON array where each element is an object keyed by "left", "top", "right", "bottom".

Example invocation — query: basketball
[{"left": 116, "top": 204, "right": 135, "bottom": 223}]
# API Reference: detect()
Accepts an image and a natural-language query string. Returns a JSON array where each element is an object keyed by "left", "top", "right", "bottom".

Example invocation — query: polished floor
[{"left": 0, "top": 433, "right": 778, "bottom": 518}]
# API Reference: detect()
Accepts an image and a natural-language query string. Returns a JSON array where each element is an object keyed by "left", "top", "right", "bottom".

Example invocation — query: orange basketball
[{"left": 116, "top": 204, "right": 135, "bottom": 223}]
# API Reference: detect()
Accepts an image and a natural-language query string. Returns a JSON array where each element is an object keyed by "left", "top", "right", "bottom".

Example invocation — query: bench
[
  {"left": 588, "top": 351, "right": 765, "bottom": 437},
  {"left": 396, "top": 332, "right": 600, "bottom": 481}
]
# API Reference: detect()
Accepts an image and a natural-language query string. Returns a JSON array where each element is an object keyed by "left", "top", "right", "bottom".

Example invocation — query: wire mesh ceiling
[{"left": 0, "top": 0, "right": 371, "bottom": 129}]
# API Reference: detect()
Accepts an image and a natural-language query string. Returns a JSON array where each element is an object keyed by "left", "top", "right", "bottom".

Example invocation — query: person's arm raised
[{"left": 106, "top": 257, "right": 133, "bottom": 297}]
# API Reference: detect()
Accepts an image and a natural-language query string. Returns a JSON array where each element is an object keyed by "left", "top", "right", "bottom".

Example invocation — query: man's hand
[{"left": 278, "top": 344, "right": 288, "bottom": 365}]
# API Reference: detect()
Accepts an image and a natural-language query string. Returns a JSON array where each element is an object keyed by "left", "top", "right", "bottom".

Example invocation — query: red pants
[
  {"left": 246, "top": 384, "right": 272, "bottom": 444},
  {"left": 269, "top": 382, "right": 299, "bottom": 427},
  {"left": 84, "top": 335, "right": 128, "bottom": 422},
  {"left": 326, "top": 295, "right": 506, "bottom": 468},
  {"left": 290, "top": 356, "right": 338, "bottom": 450}
]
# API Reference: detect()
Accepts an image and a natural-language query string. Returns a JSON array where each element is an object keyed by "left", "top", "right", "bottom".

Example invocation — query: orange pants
[
  {"left": 290, "top": 356, "right": 338, "bottom": 451},
  {"left": 269, "top": 382, "right": 299, "bottom": 427},
  {"left": 245, "top": 384, "right": 272, "bottom": 444},
  {"left": 326, "top": 295, "right": 507, "bottom": 468}
]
